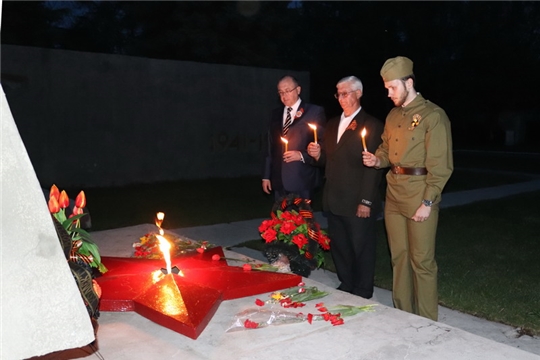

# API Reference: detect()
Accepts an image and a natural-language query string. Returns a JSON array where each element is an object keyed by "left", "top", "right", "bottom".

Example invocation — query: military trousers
[{"left": 384, "top": 205, "right": 439, "bottom": 321}]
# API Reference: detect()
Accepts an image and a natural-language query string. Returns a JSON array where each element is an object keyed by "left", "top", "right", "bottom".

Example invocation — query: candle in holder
[
  {"left": 280, "top": 137, "right": 288, "bottom": 152},
  {"left": 361, "top": 128, "right": 367, "bottom": 152},
  {"left": 308, "top": 123, "right": 318, "bottom": 143}
]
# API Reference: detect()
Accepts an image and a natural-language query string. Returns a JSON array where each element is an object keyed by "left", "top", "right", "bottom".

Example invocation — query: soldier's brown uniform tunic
[{"left": 375, "top": 93, "right": 453, "bottom": 320}]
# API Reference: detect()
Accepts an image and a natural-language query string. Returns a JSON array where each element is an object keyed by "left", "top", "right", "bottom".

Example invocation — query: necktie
[{"left": 283, "top": 107, "right": 293, "bottom": 136}]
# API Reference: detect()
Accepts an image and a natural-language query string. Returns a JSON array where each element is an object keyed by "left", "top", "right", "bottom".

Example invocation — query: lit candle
[
  {"left": 308, "top": 123, "right": 318, "bottom": 143},
  {"left": 361, "top": 128, "right": 367, "bottom": 152},
  {"left": 281, "top": 137, "right": 288, "bottom": 152}
]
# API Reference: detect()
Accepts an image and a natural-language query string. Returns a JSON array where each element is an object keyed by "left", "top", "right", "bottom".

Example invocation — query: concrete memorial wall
[
  {"left": 1, "top": 44, "right": 310, "bottom": 188},
  {"left": 0, "top": 85, "right": 95, "bottom": 359}
]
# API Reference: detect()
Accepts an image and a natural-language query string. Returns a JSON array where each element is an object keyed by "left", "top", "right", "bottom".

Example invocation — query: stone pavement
[
  {"left": 166, "top": 178, "right": 540, "bottom": 356},
  {"left": 34, "top": 180, "right": 540, "bottom": 360},
  {"left": 82, "top": 178, "right": 540, "bottom": 359}
]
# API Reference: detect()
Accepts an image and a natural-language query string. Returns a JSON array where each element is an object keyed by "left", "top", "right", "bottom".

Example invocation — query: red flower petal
[
  {"left": 196, "top": 247, "right": 204, "bottom": 253},
  {"left": 59, "top": 190, "right": 69, "bottom": 209},
  {"left": 211, "top": 254, "right": 220, "bottom": 261},
  {"left": 244, "top": 319, "right": 259, "bottom": 329},
  {"left": 317, "top": 307, "right": 328, "bottom": 313},
  {"left": 75, "top": 191, "right": 86, "bottom": 208},
  {"left": 243, "top": 264, "right": 252, "bottom": 271},
  {"left": 48, "top": 197, "right": 60, "bottom": 214},
  {"left": 49, "top": 184, "right": 60, "bottom": 202},
  {"left": 255, "top": 299, "right": 265, "bottom": 306},
  {"left": 307, "top": 313, "right": 313, "bottom": 324},
  {"left": 315, "top": 302, "right": 325, "bottom": 308}
]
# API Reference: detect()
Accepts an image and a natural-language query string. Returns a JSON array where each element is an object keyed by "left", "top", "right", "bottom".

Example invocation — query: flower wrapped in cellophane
[{"left": 226, "top": 283, "right": 376, "bottom": 332}]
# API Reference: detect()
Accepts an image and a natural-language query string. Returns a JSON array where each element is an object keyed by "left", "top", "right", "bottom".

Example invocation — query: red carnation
[
  {"left": 244, "top": 319, "right": 259, "bottom": 329},
  {"left": 258, "top": 219, "right": 275, "bottom": 233},
  {"left": 262, "top": 228, "right": 277, "bottom": 243},
  {"left": 292, "top": 234, "right": 308, "bottom": 249},
  {"left": 318, "top": 233, "right": 331, "bottom": 250},
  {"left": 280, "top": 221, "right": 296, "bottom": 235},
  {"left": 280, "top": 211, "right": 295, "bottom": 221},
  {"left": 293, "top": 214, "right": 305, "bottom": 226}
]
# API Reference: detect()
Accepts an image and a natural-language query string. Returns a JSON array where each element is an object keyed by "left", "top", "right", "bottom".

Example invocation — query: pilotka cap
[{"left": 381, "top": 56, "right": 414, "bottom": 82}]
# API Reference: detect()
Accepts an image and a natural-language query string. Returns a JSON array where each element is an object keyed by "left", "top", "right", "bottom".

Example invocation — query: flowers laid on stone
[
  {"left": 48, "top": 184, "right": 107, "bottom": 273},
  {"left": 133, "top": 232, "right": 213, "bottom": 258},
  {"left": 260, "top": 194, "right": 331, "bottom": 277},
  {"left": 226, "top": 282, "right": 376, "bottom": 332},
  {"left": 48, "top": 184, "right": 105, "bottom": 319}
]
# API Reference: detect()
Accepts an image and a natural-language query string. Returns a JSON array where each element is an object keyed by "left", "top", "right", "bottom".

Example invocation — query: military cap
[{"left": 380, "top": 56, "right": 414, "bottom": 82}]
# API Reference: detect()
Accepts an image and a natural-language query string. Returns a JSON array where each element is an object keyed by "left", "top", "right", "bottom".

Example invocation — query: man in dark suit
[
  {"left": 262, "top": 75, "right": 326, "bottom": 200},
  {"left": 308, "top": 76, "right": 384, "bottom": 299}
]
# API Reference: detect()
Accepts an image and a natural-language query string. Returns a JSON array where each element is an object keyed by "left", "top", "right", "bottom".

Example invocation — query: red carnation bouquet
[{"left": 259, "top": 194, "right": 330, "bottom": 276}]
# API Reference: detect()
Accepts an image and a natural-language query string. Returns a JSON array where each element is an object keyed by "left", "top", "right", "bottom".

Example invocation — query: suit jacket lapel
[
  {"left": 288, "top": 100, "right": 304, "bottom": 129},
  {"left": 335, "top": 109, "right": 366, "bottom": 150}
]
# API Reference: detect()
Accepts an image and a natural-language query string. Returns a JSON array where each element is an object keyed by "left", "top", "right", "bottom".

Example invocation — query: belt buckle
[{"left": 392, "top": 166, "right": 401, "bottom": 174}]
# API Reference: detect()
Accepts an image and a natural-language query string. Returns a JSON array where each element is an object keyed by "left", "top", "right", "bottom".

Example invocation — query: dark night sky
[{"left": 2, "top": 1, "right": 540, "bottom": 150}]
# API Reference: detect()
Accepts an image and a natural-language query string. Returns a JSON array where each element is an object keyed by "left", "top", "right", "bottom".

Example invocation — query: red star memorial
[{"left": 96, "top": 247, "right": 301, "bottom": 339}]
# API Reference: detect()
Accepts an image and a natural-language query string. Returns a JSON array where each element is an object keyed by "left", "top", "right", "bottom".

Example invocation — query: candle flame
[
  {"left": 308, "top": 123, "right": 317, "bottom": 130},
  {"left": 157, "top": 234, "right": 172, "bottom": 275},
  {"left": 361, "top": 127, "right": 368, "bottom": 152},
  {"left": 280, "top": 137, "right": 288, "bottom": 144}
]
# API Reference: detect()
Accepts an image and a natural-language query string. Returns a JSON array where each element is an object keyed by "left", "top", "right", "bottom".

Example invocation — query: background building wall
[{"left": 1, "top": 45, "right": 311, "bottom": 187}]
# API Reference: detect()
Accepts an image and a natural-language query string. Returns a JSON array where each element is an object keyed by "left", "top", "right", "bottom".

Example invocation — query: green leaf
[
  {"left": 74, "top": 227, "right": 95, "bottom": 244},
  {"left": 327, "top": 304, "right": 376, "bottom": 317},
  {"left": 79, "top": 241, "right": 102, "bottom": 265}
]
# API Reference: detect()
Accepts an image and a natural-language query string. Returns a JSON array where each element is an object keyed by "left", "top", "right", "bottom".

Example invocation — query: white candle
[
  {"left": 280, "top": 137, "right": 288, "bottom": 152},
  {"left": 308, "top": 123, "right": 318, "bottom": 143},
  {"left": 361, "top": 128, "right": 367, "bottom": 152}
]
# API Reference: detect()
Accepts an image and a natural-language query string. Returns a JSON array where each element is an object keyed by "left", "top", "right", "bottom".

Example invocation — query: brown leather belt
[{"left": 390, "top": 165, "right": 427, "bottom": 176}]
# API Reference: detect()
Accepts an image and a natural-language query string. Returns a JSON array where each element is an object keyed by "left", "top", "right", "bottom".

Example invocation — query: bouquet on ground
[
  {"left": 259, "top": 194, "right": 331, "bottom": 277},
  {"left": 47, "top": 184, "right": 105, "bottom": 319},
  {"left": 133, "top": 232, "right": 214, "bottom": 259},
  {"left": 48, "top": 184, "right": 107, "bottom": 273},
  {"left": 226, "top": 282, "right": 376, "bottom": 332}
]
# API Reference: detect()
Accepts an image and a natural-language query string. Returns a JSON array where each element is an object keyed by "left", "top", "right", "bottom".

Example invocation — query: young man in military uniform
[{"left": 362, "top": 56, "right": 453, "bottom": 321}]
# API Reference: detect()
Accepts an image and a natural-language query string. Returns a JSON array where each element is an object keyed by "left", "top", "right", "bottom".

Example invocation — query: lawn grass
[
  {"left": 80, "top": 168, "right": 529, "bottom": 231},
  {"left": 435, "top": 191, "right": 540, "bottom": 334}
]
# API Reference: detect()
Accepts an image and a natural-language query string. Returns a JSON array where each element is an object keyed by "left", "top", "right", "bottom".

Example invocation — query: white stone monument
[{"left": 1, "top": 84, "right": 95, "bottom": 358}]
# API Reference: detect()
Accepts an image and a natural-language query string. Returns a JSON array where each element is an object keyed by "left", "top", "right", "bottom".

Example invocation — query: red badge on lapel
[{"left": 346, "top": 119, "right": 357, "bottom": 131}]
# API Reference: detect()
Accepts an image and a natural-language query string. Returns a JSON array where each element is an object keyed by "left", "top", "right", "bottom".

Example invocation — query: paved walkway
[{"left": 164, "top": 177, "right": 540, "bottom": 356}]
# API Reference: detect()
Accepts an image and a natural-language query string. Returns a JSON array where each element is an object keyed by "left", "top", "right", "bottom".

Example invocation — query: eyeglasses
[
  {"left": 334, "top": 90, "right": 356, "bottom": 99},
  {"left": 278, "top": 86, "right": 298, "bottom": 96}
]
